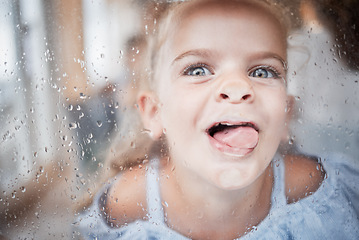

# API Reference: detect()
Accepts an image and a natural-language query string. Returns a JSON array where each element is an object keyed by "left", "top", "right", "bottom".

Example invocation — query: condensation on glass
[{"left": 0, "top": 0, "right": 358, "bottom": 239}]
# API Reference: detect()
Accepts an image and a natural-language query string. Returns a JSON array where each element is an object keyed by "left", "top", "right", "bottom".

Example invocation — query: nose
[{"left": 215, "top": 73, "right": 254, "bottom": 104}]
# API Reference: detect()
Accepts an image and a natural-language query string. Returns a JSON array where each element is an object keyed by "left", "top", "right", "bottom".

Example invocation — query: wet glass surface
[{"left": 0, "top": 0, "right": 358, "bottom": 239}]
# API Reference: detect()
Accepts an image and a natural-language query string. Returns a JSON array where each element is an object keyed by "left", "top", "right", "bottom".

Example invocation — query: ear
[
  {"left": 282, "top": 95, "right": 295, "bottom": 141},
  {"left": 137, "top": 91, "right": 163, "bottom": 140}
]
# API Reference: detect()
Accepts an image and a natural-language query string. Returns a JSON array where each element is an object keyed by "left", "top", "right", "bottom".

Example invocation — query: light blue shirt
[{"left": 75, "top": 153, "right": 359, "bottom": 239}]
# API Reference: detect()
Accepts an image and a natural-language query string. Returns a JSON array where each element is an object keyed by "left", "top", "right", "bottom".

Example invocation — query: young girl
[{"left": 76, "top": 0, "right": 359, "bottom": 239}]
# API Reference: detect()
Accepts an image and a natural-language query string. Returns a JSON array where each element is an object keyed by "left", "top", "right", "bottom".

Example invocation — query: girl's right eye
[{"left": 183, "top": 64, "right": 213, "bottom": 76}]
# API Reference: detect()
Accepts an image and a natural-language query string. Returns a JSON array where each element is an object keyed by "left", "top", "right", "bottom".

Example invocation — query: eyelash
[
  {"left": 182, "top": 62, "right": 214, "bottom": 76},
  {"left": 181, "top": 63, "right": 283, "bottom": 79},
  {"left": 249, "top": 65, "right": 282, "bottom": 79}
]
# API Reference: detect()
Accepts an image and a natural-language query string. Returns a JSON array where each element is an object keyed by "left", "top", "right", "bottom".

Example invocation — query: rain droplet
[
  {"left": 96, "top": 121, "right": 102, "bottom": 127},
  {"left": 141, "top": 128, "right": 151, "bottom": 134},
  {"left": 20, "top": 186, "right": 26, "bottom": 193},
  {"left": 288, "top": 136, "right": 295, "bottom": 145},
  {"left": 79, "top": 93, "right": 87, "bottom": 99},
  {"left": 69, "top": 122, "right": 77, "bottom": 129},
  {"left": 161, "top": 201, "right": 169, "bottom": 208}
]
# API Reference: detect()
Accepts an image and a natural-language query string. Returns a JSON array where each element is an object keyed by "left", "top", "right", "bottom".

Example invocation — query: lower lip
[{"left": 207, "top": 135, "right": 257, "bottom": 157}]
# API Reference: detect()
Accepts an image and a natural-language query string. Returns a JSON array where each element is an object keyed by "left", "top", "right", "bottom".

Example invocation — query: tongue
[{"left": 213, "top": 126, "right": 258, "bottom": 149}]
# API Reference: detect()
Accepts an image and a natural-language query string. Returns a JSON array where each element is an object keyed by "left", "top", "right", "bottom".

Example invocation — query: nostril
[
  {"left": 220, "top": 93, "right": 229, "bottom": 99},
  {"left": 242, "top": 94, "right": 251, "bottom": 100}
]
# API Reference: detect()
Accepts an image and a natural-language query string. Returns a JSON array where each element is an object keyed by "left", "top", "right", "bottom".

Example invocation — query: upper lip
[{"left": 206, "top": 120, "right": 259, "bottom": 136}]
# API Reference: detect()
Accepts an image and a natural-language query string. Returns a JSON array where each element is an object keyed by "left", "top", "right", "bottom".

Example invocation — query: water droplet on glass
[
  {"left": 79, "top": 93, "right": 87, "bottom": 99},
  {"left": 161, "top": 201, "right": 168, "bottom": 208},
  {"left": 96, "top": 121, "right": 102, "bottom": 127},
  {"left": 69, "top": 122, "right": 77, "bottom": 129},
  {"left": 20, "top": 186, "right": 26, "bottom": 193},
  {"left": 114, "top": 102, "right": 120, "bottom": 109},
  {"left": 141, "top": 128, "right": 151, "bottom": 134},
  {"left": 288, "top": 136, "right": 295, "bottom": 145}
]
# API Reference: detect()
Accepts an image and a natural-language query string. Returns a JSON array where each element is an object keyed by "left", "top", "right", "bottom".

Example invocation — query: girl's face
[{"left": 141, "top": 1, "right": 290, "bottom": 190}]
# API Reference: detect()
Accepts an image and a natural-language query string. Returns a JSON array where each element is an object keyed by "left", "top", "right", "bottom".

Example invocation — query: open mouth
[{"left": 206, "top": 122, "right": 259, "bottom": 156}]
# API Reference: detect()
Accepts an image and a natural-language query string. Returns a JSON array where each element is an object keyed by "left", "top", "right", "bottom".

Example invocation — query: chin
[{"left": 212, "top": 168, "right": 252, "bottom": 190}]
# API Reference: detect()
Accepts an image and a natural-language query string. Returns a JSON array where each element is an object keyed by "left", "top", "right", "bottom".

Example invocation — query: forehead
[{"left": 162, "top": 1, "right": 287, "bottom": 58}]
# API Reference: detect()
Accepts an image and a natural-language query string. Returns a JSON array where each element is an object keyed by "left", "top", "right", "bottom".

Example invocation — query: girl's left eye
[
  {"left": 249, "top": 67, "right": 278, "bottom": 78},
  {"left": 184, "top": 65, "right": 212, "bottom": 76}
]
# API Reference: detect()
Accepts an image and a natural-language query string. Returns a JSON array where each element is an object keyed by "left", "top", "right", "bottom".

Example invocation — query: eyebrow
[
  {"left": 250, "top": 52, "right": 288, "bottom": 71},
  {"left": 171, "top": 49, "right": 287, "bottom": 70},
  {"left": 171, "top": 49, "right": 213, "bottom": 66}
]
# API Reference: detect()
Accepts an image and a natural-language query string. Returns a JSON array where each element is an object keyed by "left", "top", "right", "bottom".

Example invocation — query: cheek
[{"left": 260, "top": 89, "right": 288, "bottom": 128}]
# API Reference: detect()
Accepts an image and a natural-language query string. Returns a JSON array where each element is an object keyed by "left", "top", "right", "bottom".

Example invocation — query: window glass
[{"left": 0, "top": 0, "right": 358, "bottom": 239}]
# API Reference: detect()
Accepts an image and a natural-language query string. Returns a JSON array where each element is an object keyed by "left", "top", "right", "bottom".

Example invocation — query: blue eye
[
  {"left": 184, "top": 64, "right": 212, "bottom": 76},
  {"left": 250, "top": 67, "right": 277, "bottom": 78}
]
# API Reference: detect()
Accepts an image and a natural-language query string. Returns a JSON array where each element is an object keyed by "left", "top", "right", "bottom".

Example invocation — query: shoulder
[
  {"left": 283, "top": 154, "right": 325, "bottom": 204},
  {"left": 274, "top": 153, "right": 359, "bottom": 239},
  {"left": 105, "top": 165, "right": 148, "bottom": 227}
]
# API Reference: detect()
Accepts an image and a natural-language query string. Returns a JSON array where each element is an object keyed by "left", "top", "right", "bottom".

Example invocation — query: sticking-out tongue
[{"left": 213, "top": 126, "right": 258, "bottom": 149}]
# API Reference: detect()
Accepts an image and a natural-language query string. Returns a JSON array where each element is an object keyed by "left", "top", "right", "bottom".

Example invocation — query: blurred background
[{"left": 0, "top": 0, "right": 358, "bottom": 239}]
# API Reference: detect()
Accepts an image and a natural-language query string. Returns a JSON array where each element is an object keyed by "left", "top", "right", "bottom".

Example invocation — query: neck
[{"left": 159, "top": 159, "right": 273, "bottom": 239}]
